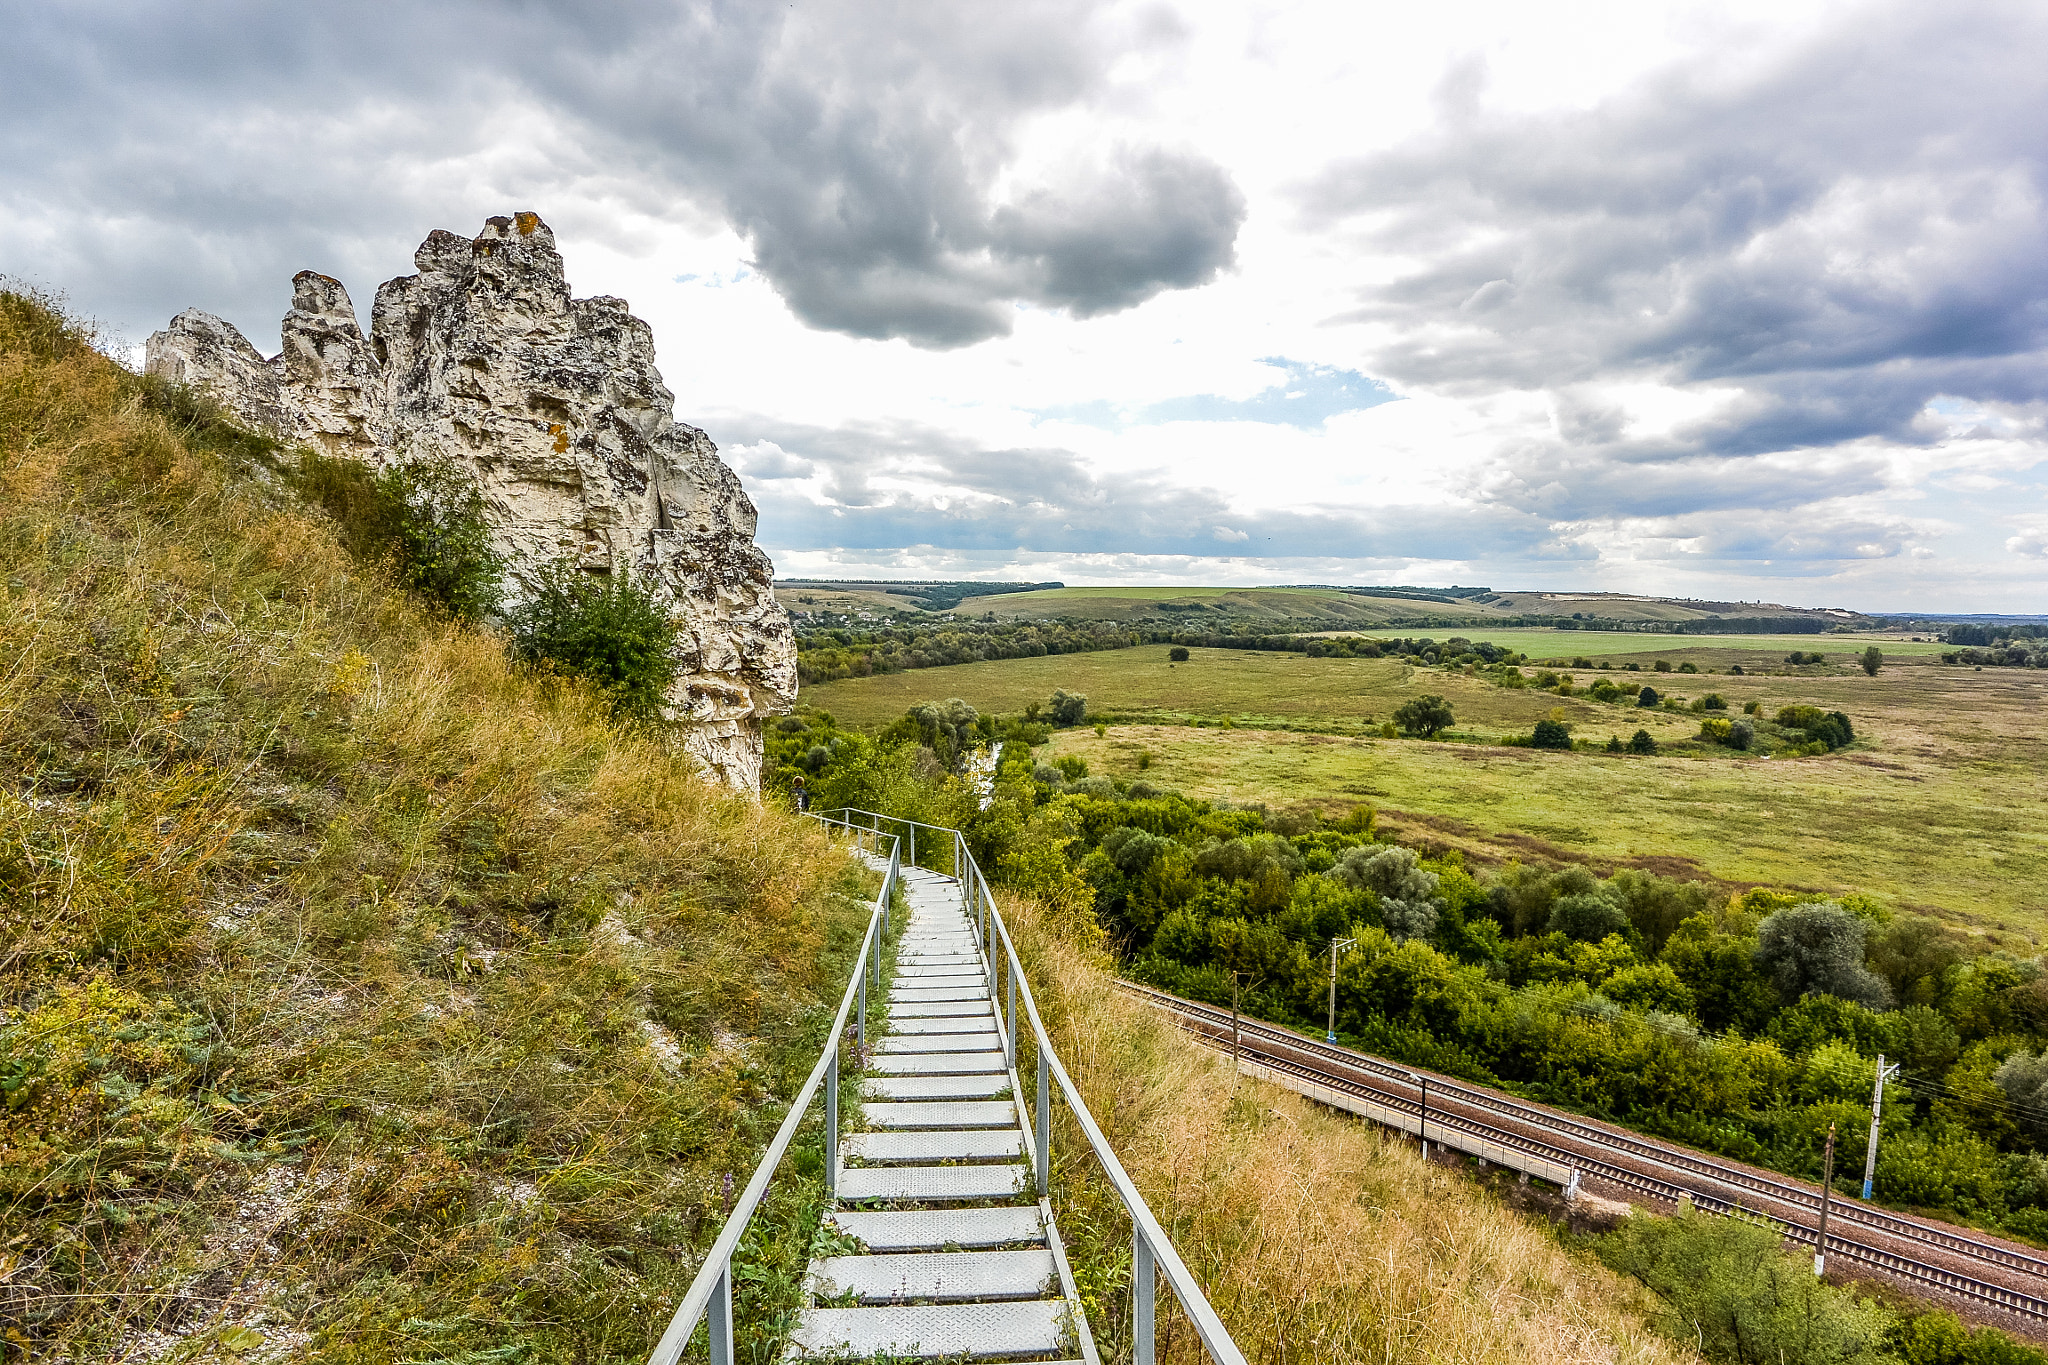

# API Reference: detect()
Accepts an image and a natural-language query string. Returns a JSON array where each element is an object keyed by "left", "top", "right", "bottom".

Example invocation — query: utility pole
[
  {"left": 1326, "top": 937, "right": 1358, "bottom": 1044},
  {"left": 1814, "top": 1122, "right": 1837, "bottom": 1277},
  {"left": 1411, "top": 1072, "right": 1430, "bottom": 1160},
  {"left": 1861, "top": 1054, "right": 1902, "bottom": 1200},
  {"left": 1231, "top": 970, "right": 1243, "bottom": 1067}
]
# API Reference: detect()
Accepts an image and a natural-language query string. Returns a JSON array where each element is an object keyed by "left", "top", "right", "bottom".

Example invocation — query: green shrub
[
  {"left": 1628, "top": 729, "right": 1658, "bottom": 754},
  {"left": 506, "top": 560, "right": 678, "bottom": 722},
  {"left": 1169, "top": 646, "right": 1190, "bottom": 661},
  {"left": 293, "top": 453, "right": 504, "bottom": 621},
  {"left": 1598, "top": 1211, "right": 1892, "bottom": 1365},
  {"left": 1531, "top": 718, "right": 1572, "bottom": 750}
]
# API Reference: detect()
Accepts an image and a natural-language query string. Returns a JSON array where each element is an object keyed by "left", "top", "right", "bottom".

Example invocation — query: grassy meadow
[{"left": 804, "top": 640, "right": 2048, "bottom": 934}]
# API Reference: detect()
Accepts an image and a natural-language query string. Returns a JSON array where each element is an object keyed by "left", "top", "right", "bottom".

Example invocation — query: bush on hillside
[
  {"left": 1531, "top": 718, "right": 1573, "bottom": 750},
  {"left": 1598, "top": 1212, "right": 1893, "bottom": 1365},
  {"left": 506, "top": 559, "right": 678, "bottom": 722},
  {"left": 1169, "top": 645, "right": 1190, "bottom": 661},
  {"left": 1048, "top": 688, "right": 1088, "bottom": 726},
  {"left": 294, "top": 452, "right": 504, "bottom": 621}
]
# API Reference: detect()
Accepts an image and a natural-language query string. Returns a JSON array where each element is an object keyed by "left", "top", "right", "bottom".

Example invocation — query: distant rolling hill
[{"left": 773, "top": 579, "right": 1872, "bottom": 628}]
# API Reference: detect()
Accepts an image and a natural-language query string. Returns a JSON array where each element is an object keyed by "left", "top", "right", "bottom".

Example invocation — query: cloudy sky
[{"left": 9, "top": 0, "right": 2048, "bottom": 612}]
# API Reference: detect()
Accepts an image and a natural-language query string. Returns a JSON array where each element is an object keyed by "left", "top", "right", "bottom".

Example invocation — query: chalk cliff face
[{"left": 146, "top": 213, "right": 796, "bottom": 790}]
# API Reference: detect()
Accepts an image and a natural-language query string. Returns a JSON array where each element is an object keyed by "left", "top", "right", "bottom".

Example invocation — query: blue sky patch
[{"left": 1036, "top": 357, "right": 1399, "bottom": 431}]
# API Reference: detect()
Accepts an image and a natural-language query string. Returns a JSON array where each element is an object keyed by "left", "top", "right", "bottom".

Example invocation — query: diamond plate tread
[
  {"left": 830, "top": 1204, "right": 1045, "bottom": 1251},
  {"left": 788, "top": 1298, "right": 1070, "bottom": 1359},
  {"left": 890, "top": 1002, "right": 992, "bottom": 1019},
  {"left": 865, "top": 1073, "right": 1009, "bottom": 1101},
  {"left": 844, "top": 1129, "right": 1025, "bottom": 1164},
  {"left": 877, "top": 1029, "right": 998, "bottom": 1051},
  {"left": 836, "top": 1162, "right": 1027, "bottom": 1201},
  {"left": 860, "top": 1100, "right": 1018, "bottom": 1129},
  {"left": 808, "top": 1248, "right": 1057, "bottom": 1303},
  {"left": 870, "top": 1051, "right": 1006, "bottom": 1075},
  {"left": 883, "top": 1016, "right": 996, "bottom": 1035}
]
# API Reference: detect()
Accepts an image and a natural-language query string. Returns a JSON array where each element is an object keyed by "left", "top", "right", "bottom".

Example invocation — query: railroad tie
[{"left": 788, "top": 864, "right": 1092, "bottom": 1362}]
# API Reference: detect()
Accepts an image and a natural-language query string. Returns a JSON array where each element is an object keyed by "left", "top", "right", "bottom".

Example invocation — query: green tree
[
  {"left": 1548, "top": 890, "right": 1628, "bottom": 941},
  {"left": 1862, "top": 645, "right": 1884, "bottom": 676},
  {"left": 1392, "top": 694, "right": 1455, "bottom": 738},
  {"left": 1754, "top": 904, "right": 1892, "bottom": 1010},
  {"left": 1169, "top": 646, "right": 1190, "bottom": 662},
  {"left": 1048, "top": 688, "right": 1088, "bottom": 726},
  {"left": 506, "top": 560, "right": 677, "bottom": 722},
  {"left": 1636, "top": 686, "right": 1661, "bottom": 708},
  {"left": 1628, "top": 728, "right": 1657, "bottom": 754},
  {"left": 1531, "top": 718, "right": 1572, "bottom": 750}
]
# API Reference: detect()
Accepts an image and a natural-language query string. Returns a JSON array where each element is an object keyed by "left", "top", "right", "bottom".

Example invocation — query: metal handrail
[
  {"left": 646, "top": 815, "right": 899, "bottom": 1365},
  {"left": 821, "top": 808, "right": 1247, "bottom": 1365}
]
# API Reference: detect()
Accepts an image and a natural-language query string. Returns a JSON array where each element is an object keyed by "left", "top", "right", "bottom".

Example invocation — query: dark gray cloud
[
  {"left": 0, "top": 1, "right": 1243, "bottom": 349},
  {"left": 1305, "top": 1, "right": 2048, "bottom": 470}
]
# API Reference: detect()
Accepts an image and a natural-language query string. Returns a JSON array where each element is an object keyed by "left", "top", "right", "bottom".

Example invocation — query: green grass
[{"left": 805, "top": 643, "right": 2048, "bottom": 934}]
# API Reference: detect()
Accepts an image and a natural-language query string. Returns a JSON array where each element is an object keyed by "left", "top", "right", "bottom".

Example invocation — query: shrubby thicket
[{"left": 776, "top": 693, "right": 2048, "bottom": 1248}]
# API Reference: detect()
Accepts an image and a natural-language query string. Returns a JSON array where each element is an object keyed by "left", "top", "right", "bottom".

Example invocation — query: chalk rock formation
[{"left": 146, "top": 212, "right": 796, "bottom": 790}]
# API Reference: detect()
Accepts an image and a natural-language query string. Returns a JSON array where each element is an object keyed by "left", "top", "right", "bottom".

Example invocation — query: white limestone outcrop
[{"left": 146, "top": 212, "right": 795, "bottom": 789}]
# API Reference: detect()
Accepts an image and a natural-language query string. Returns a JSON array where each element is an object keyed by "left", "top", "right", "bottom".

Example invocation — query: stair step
[
  {"left": 877, "top": 1029, "right": 998, "bottom": 1050},
  {"left": 865, "top": 1073, "right": 1008, "bottom": 1101},
  {"left": 871, "top": 1050, "right": 1006, "bottom": 1075},
  {"left": 845, "top": 1129, "right": 1025, "bottom": 1164},
  {"left": 890, "top": 1001, "right": 992, "bottom": 1019},
  {"left": 809, "top": 1248, "right": 1057, "bottom": 1303},
  {"left": 893, "top": 987, "right": 989, "bottom": 1003},
  {"left": 836, "top": 1163, "right": 1028, "bottom": 1202},
  {"left": 896, "top": 970, "right": 986, "bottom": 985},
  {"left": 831, "top": 1204, "right": 1045, "bottom": 1252},
  {"left": 861, "top": 1100, "right": 1018, "bottom": 1130},
  {"left": 789, "top": 1299, "right": 1071, "bottom": 1360}
]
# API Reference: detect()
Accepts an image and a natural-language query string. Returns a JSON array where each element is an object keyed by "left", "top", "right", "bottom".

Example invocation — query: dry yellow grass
[{"left": 1004, "top": 891, "right": 1692, "bottom": 1365}]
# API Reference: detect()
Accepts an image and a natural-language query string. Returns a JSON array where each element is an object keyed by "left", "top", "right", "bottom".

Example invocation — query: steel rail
[
  {"left": 825, "top": 808, "right": 1248, "bottom": 1365},
  {"left": 646, "top": 816, "right": 898, "bottom": 1365},
  {"left": 1121, "top": 980, "right": 2048, "bottom": 1281},
  {"left": 1127, "top": 982, "right": 2048, "bottom": 1323}
]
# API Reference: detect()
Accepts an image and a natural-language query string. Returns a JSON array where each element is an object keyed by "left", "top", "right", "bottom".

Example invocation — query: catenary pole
[
  {"left": 1326, "top": 937, "right": 1357, "bottom": 1044},
  {"left": 1862, "top": 1054, "right": 1901, "bottom": 1200}
]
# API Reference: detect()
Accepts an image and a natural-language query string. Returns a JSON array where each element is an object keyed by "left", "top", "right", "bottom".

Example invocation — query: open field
[{"left": 802, "top": 642, "right": 2048, "bottom": 932}]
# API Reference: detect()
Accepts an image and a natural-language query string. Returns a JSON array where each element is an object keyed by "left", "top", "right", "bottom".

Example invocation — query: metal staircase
[
  {"left": 648, "top": 811, "right": 1243, "bottom": 1365},
  {"left": 790, "top": 862, "right": 1093, "bottom": 1360}
]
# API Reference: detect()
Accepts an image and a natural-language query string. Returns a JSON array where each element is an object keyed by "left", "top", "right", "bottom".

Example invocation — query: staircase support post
[{"left": 1134, "top": 1227, "right": 1156, "bottom": 1365}]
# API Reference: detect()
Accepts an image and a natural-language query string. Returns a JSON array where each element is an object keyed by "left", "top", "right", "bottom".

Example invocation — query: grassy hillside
[
  {"left": 806, "top": 643, "right": 2048, "bottom": 932},
  {"left": 1002, "top": 889, "right": 1687, "bottom": 1365},
  {"left": 0, "top": 292, "right": 871, "bottom": 1362}
]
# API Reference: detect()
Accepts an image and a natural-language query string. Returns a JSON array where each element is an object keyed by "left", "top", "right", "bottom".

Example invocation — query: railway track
[{"left": 1121, "top": 980, "right": 2048, "bottom": 1324}]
